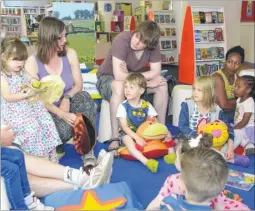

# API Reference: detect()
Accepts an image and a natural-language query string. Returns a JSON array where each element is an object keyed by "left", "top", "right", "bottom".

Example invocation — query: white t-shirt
[
  {"left": 234, "top": 97, "right": 254, "bottom": 127},
  {"left": 116, "top": 100, "right": 157, "bottom": 118}
]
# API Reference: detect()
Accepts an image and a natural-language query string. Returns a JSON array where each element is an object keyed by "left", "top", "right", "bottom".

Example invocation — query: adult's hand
[
  {"left": 60, "top": 112, "right": 76, "bottom": 126},
  {"left": 1, "top": 125, "right": 15, "bottom": 146},
  {"left": 119, "top": 61, "right": 128, "bottom": 73},
  {"left": 59, "top": 98, "right": 71, "bottom": 112},
  {"left": 147, "top": 76, "right": 167, "bottom": 88}
]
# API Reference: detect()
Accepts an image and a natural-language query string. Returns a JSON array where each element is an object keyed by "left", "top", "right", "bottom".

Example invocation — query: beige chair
[
  {"left": 170, "top": 85, "right": 193, "bottom": 126},
  {"left": 98, "top": 100, "right": 112, "bottom": 143},
  {"left": 238, "top": 69, "right": 255, "bottom": 77}
]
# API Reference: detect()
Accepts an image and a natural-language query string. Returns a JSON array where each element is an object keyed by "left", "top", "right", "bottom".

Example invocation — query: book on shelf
[
  {"left": 154, "top": 14, "right": 159, "bottom": 23},
  {"left": 195, "top": 30, "right": 201, "bottom": 42},
  {"left": 205, "top": 12, "right": 212, "bottom": 23},
  {"left": 212, "top": 11, "right": 218, "bottom": 23},
  {"left": 159, "top": 15, "right": 165, "bottom": 23},
  {"left": 160, "top": 28, "right": 165, "bottom": 36},
  {"left": 200, "top": 30, "right": 208, "bottom": 42},
  {"left": 193, "top": 11, "right": 200, "bottom": 24},
  {"left": 171, "top": 40, "right": 177, "bottom": 49},
  {"left": 193, "top": 11, "right": 224, "bottom": 24},
  {"left": 217, "top": 12, "right": 224, "bottom": 23},
  {"left": 215, "top": 28, "right": 224, "bottom": 41},
  {"left": 165, "top": 14, "right": 170, "bottom": 23},
  {"left": 196, "top": 61, "right": 224, "bottom": 76},
  {"left": 208, "top": 30, "right": 215, "bottom": 42},
  {"left": 196, "top": 48, "right": 201, "bottom": 60},
  {"left": 196, "top": 47, "right": 225, "bottom": 60},
  {"left": 170, "top": 28, "right": 176, "bottom": 36},
  {"left": 165, "top": 28, "right": 171, "bottom": 36},
  {"left": 161, "top": 53, "right": 176, "bottom": 63},
  {"left": 199, "top": 11, "right": 206, "bottom": 24}
]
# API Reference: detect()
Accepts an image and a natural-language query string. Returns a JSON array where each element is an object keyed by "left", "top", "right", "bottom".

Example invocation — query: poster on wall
[
  {"left": 241, "top": 0, "right": 255, "bottom": 22},
  {"left": 52, "top": 2, "right": 96, "bottom": 66}
]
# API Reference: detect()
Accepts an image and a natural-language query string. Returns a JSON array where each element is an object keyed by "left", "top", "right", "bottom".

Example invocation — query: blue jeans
[
  {"left": 222, "top": 110, "right": 235, "bottom": 124},
  {"left": 1, "top": 147, "right": 31, "bottom": 210}
]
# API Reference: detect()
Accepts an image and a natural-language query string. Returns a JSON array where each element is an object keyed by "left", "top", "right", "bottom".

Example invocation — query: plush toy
[
  {"left": 118, "top": 118, "right": 171, "bottom": 160},
  {"left": 197, "top": 119, "right": 229, "bottom": 150},
  {"left": 22, "top": 75, "right": 65, "bottom": 104}
]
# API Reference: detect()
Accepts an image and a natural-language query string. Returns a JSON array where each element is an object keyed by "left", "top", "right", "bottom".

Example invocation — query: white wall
[
  {"left": 240, "top": 23, "right": 255, "bottom": 64},
  {"left": 182, "top": 0, "right": 242, "bottom": 50}
]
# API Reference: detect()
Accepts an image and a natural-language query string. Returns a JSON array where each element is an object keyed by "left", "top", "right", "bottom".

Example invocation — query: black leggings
[{"left": 50, "top": 91, "right": 96, "bottom": 152}]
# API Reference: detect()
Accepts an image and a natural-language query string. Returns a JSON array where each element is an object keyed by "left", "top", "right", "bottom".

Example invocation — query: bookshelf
[
  {"left": 179, "top": 6, "right": 227, "bottom": 84},
  {"left": 154, "top": 10, "right": 178, "bottom": 64},
  {"left": 1, "top": 14, "right": 22, "bottom": 36}
]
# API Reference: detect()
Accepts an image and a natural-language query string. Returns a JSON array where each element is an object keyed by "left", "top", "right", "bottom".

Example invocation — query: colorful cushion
[{"left": 41, "top": 182, "right": 143, "bottom": 210}]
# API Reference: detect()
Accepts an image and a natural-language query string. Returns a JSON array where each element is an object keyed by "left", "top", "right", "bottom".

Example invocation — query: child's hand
[
  {"left": 163, "top": 131, "right": 172, "bottom": 142},
  {"left": 225, "top": 149, "right": 234, "bottom": 160},
  {"left": 134, "top": 135, "right": 146, "bottom": 146}
]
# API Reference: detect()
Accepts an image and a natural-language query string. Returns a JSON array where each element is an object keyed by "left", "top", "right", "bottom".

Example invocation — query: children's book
[
  {"left": 218, "top": 12, "right": 224, "bottom": 23},
  {"left": 165, "top": 28, "right": 171, "bottom": 36},
  {"left": 208, "top": 30, "right": 215, "bottom": 42},
  {"left": 195, "top": 30, "right": 201, "bottom": 42},
  {"left": 154, "top": 15, "right": 159, "bottom": 23},
  {"left": 205, "top": 12, "right": 212, "bottom": 24},
  {"left": 215, "top": 28, "right": 224, "bottom": 41},
  {"left": 193, "top": 11, "right": 200, "bottom": 24},
  {"left": 195, "top": 48, "right": 201, "bottom": 60},
  {"left": 159, "top": 15, "right": 165, "bottom": 23},
  {"left": 170, "top": 28, "right": 176, "bottom": 36},
  {"left": 200, "top": 30, "right": 208, "bottom": 42},
  {"left": 212, "top": 11, "right": 218, "bottom": 23},
  {"left": 199, "top": 11, "right": 206, "bottom": 24},
  {"left": 165, "top": 15, "right": 170, "bottom": 23},
  {"left": 200, "top": 48, "right": 208, "bottom": 59},
  {"left": 226, "top": 169, "right": 255, "bottom": 191},
  {"left": 217, "top": 47, "right": 225, "bottom": 58}
]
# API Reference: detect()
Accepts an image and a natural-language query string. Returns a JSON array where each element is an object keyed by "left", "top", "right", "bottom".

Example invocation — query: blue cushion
[{"left": 41, "top": 182, "right": 143, "bottom": 210}]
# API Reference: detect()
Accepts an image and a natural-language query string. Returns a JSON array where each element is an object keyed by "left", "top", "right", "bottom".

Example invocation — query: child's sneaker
[
  {"left": 81, "top": 151, "right": 114, "bottom": 189},
  {"left": 146, "top": 159, "right": 158, "bottom": 173},
  {"left": 28, "top": 197, "right": 54, "bottom": 210},
  {"left": 97, "top": 149, "right": 112, "bottom": 184}
]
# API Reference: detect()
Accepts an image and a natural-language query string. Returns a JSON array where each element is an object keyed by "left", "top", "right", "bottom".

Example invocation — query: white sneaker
[
  {"left": 97, "top": 149, "right": 112, "bottom": 184},
  {"left": 81, "top": 151, "right": 114, "bottom": 190},
  {"left": 28, "top": 197, "right": 54, "bottom": 210}
]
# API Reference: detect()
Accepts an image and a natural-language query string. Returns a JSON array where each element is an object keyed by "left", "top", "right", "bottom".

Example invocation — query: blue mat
[{"left": 60, "top": 123, "right": 255, "bottom": 210}]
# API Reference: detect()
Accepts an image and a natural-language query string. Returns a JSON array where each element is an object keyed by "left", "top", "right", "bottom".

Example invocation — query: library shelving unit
[
  {"left": 154, "top": 10, "right": 178, "bottom": 64},
  {"left": 179, "top": 6, "right": 227, "bottom": 84},
  {"left": 1, "top": 14, "right": 22, "bottom": 36}
]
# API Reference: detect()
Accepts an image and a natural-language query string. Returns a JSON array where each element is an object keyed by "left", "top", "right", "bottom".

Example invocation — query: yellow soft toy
[
  {"left": 21, "top": 75, "right": 65, "bottom": 104},
  {"left": 197, "top": 119, "right": 229, "bottom": 150},
  {"left": 118, "top": 118, "right": 172, "bottom": 160}
]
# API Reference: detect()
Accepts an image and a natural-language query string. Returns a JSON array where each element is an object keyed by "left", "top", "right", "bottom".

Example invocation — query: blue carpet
[{"left": 59, "top": 123, "right": 255, "bottom": 210}]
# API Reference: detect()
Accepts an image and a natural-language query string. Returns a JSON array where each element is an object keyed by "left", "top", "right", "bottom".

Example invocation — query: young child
[
  {"left": 1, "top": 147, "right": 54, "bottom": 210},
  {"left": 146, "top": 134, "right": 250, "bottom": 210},
  {"left": 0, "top": 37, "right": 61, "bottom": 161},
  {"left": 178, "top": 76, "right": 249, "bottom": 167},
  {"left": 116, "top": 72, "right": 172, "bottom": 173},
  {"left": 234, "top": 75, "right": 255, "bottom": 154}
]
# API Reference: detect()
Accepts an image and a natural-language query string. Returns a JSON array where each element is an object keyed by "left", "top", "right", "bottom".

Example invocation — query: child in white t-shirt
[
  {"left": 234, "top": 75, "right": 255, "bottom": 154},
  {"left": 116, "top": 72, "right": 172, "bottom": 173}
]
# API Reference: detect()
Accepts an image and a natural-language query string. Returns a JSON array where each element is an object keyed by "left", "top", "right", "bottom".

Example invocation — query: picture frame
[
  {"left": 97, "top": 32, "right": 109, "bottom": 43},
  {"left": 241, "top": 0, "right": 255, "bottom": 22}
]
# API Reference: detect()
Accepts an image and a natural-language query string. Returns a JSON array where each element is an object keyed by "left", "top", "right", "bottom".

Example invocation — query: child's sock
[
  {"left": 64, "top": 166, "right": 89, "bottom": 188},
  {"left": 164, "top": 153, "right": 176, "bottom": 164},
  {"left": 146, "top": 159, "right": 158, "bottom": 173},
  {"left": 234, "top": 154, "right": 249, "bottom": 168}
]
